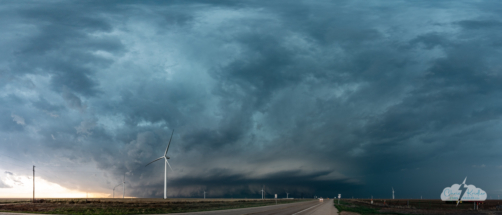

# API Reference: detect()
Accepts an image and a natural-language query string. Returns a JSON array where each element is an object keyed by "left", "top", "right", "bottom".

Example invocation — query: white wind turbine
[
  {"left": 392, "top": 187, "right": 395, "bottom": 199},
  {"left": 112, "top": 184, "right": 122, "bottom": 198},
  {"left": 146, "top": 130, "right": 175, "bottom": 199},
  {"left": 122, "top": 174, "right": 126, "bottom": 199}
]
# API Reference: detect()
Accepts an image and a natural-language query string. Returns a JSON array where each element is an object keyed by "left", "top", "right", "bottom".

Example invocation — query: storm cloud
[{"left": 1, "top": 0, "right": 502, "bottom": 199}]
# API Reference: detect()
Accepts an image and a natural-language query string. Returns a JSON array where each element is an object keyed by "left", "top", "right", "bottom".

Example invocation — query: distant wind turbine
[
  {"left": 146, "top": 130, "right": 175, "bottom": 199},
  {"left": 123, "top": 174, "right": 126, "bottom": 199},
  {"left": 112, "top": 183, "right": 122, "bottom": 198},
  {"left": 261, "top": 186, "right": 264, "bottom": 200},
  {"left": 392, "top": 187, "right": 395, "bottom": 199}
]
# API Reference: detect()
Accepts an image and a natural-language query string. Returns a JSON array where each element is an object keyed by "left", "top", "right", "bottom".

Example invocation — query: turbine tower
[
  {"left": 204, "top": 190, "right": 206, "bottom": 199},
  {"left": 146, "top": 130, "right": 175, "bottom": 199},
  {"left": 392, "top": 187, "right": 395, "bottom": 199},
  {"left": 261, "top": 186, "right": 264, "bottom": 199},
  {"left": 123, "top": 174, "right": 126, "bottom": 199}
]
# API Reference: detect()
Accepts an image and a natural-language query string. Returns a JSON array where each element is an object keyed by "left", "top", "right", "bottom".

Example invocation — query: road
[
  {"left": 0, "top": 199, "right": 338, "bottom": 215},
  {"left": 168, "top": 199, "right": 338, "bottom": 215}
]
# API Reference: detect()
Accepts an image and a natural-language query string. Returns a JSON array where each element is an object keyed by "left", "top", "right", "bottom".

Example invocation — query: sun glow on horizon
[{"left": 0, "top": 172, "right": 110, "bottom": 198}]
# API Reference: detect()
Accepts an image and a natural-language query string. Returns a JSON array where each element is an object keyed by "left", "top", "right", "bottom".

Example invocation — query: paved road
[
  {"left": 0, "top": 199, "right": 338, "bottom": 215},
  {"left": 168, "top": 199, "right": 338, "bottom": 215}
]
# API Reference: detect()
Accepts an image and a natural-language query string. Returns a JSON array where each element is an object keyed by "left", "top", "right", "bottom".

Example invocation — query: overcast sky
[{"left": 1, "top": 0, "right": 502, "bottom": 199}]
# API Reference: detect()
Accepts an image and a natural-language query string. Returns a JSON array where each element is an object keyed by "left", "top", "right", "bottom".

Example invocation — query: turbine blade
[
  {"left": 145, "top": 156, "right": 164, "bottom": 167},
  {"left": 165, "top": 130, "right": 175, "bottom": 156},
  {"left": 166, "top": 160, "right": 174, "bottom": 172}
]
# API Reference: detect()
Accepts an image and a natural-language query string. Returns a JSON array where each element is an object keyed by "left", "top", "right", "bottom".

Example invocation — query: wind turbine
[
  {"left": 123, "top": 174, "right": 126, "bottom": 199},
  {"left": 112, "top": 184, "right": 122, "bottom": 198},
  {"left": 392, "top": 187, "right": 395, "bottom": 199},
  {"left": 204, "top": 190, "right": 206, "bottom": 199},
  {"left": 261, "top": 186, "right": 264, "bottom": 199},
  {"left": 146, "top": 130, "right": 175, "bottom": 199}
]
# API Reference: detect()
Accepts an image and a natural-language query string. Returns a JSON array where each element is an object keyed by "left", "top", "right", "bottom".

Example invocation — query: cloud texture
[{"left": 1, "top": 0, "right": 502, "bottom": 199}]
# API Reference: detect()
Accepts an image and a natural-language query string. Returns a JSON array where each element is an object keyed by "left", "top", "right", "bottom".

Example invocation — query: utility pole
[
  {"left": 33, "top": 165, "right": 35, "bottom": 203},
  {"left": 204, "top": 191, "right": 206, "bottom": 199}
]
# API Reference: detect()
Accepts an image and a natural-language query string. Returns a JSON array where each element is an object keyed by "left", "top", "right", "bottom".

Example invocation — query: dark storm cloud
[
  {"left": 6, "top": 1, "right": 125, "bottom": 96},
  {"left": 2, "top": 0, "right": 502, "bottom": 199},
  {"left": 457, "top": 20, "right": 502, "bottom": 30},
  {"left": 158, "top": 168, "right": 361, "bottom": 198},
  {"left": 62, "top": 87, "right": 87, "bottom": 113}
]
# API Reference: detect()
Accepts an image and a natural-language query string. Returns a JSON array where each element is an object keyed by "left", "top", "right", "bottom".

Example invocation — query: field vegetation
[
  {"left": 0, "top": 198, "right": 308, "bottom": 215},
  {"left": 334, "top": 200, "right": 389, "bottom": 214},
  {"left": 335, "top": 199, "right": 502, "bottom": 214}
]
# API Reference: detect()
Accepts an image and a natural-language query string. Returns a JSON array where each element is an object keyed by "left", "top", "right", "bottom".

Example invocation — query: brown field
[
  {"left": 340, "top": 199, "right": 502, "bottom": 214},
  {"left": 0, "top": 198, "right": 308, "bottom": 214}
]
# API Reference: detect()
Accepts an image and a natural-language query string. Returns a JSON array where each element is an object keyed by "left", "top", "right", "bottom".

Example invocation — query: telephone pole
[{"left": 32, "top": 165, "right": 35, "bottom": 203}]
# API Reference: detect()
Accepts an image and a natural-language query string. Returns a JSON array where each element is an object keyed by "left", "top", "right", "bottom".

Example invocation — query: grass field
[
  {"left": 336, "top": 199, "right": 502, "bottom": 214},
  {"left": 0, "top": 198, "right": 308, "bottom": 214},
  {"left": 334, "top": 200, "right": 393, "bottom": 214}
]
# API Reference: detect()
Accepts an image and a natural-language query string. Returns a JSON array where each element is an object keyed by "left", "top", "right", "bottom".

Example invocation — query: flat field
[
  {"left": 336, "top": 199, "right": 502, "bottom": 214},
  {"left": 0, "top": 198, "right": 308, "bottom": 215}
]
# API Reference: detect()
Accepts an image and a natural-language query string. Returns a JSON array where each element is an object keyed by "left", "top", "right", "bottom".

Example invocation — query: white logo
[{"left": 441, "top": 177, "right": 486, "bottom": 202}]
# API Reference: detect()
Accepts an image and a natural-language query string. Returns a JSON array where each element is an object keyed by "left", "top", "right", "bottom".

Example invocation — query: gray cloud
[
  {"left": 62, "top": 87, "right": 87, "bottom": 113},
  {"left": 0, "top": 172, "right": 12, "bottom": 188},
  {"left": 0, "top": 179, "right": 12, "bottom": 188},
  {"left": 10, "top": 113, "right": 25, "bottom": 125}
]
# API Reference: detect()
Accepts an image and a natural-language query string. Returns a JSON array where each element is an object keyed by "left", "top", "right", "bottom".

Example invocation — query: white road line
[{"left": 291, "top": 202, "right": 323, "bottom": 215}]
